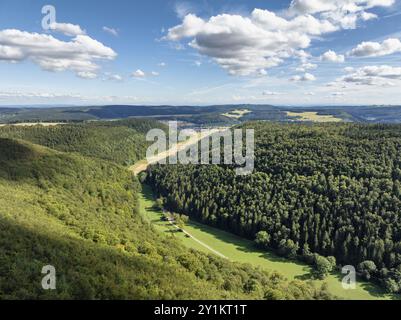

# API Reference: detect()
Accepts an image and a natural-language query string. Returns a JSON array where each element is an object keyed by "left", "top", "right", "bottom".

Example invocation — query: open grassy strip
[{"left": 140, "top": 184, "right": 395, "bottom": 300}]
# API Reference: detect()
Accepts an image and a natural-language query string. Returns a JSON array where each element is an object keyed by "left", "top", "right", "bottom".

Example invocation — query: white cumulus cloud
[
  {"left": 339, "top": 65, "right": 401, "bottom": 86},
  {"left": 0, "top": 29, "right": 116, "bottom": 78},
  {"left": 77, "top": 71, "right": 98, "bottom": 79},
  {"left": 288, "top": 0, "right": 394, "bottom": 29},
  {"left": 296, "top": 62, "right": 317, "bottom": 72},
  {"left": 166, "top": 10, "right": 327, "bottom": 76},
  {"left": 289, "top": 0, "right": 394, "bottom": 16},
  {"left": 132, "top": 69, "right": 146, "bottom": 78},
  {"left": 361, "top": 11, "right": 378, "bottom": 21},
  {"left": 320, "top": 50, "right": 345, "bottom": 62},
  {"left": 50, "top": 22, "right": 86, "bottom": 36},
  {"left": 349, "top": 38, "right": 401, "bottom": 57},
  {"left": 165, "top": 0, "right": 389, "bottom": 76}
]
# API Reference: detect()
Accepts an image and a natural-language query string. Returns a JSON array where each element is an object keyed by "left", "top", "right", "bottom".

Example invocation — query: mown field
[{"left": 286, "top": 112, "right": 343, "bottom": 122}]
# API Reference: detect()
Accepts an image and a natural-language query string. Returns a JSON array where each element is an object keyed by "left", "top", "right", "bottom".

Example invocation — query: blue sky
[{"left": 0, "top": 0, "right": 401, "bottom": 106}]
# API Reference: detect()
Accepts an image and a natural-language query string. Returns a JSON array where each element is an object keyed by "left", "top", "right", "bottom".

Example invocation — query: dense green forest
[
  {"left": 147, "top": 122, "right": 401, "bottom": 293},
  {"left": 0, "top": 119, "right": 166, "bottom": 166},
  {"left": 0, "top": 122, "right": 329, "bottom": 300}
]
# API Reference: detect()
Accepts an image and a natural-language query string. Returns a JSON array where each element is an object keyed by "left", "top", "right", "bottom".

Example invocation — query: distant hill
[{"left": 2, "top": 104, "right": 401, "bottom": 125}]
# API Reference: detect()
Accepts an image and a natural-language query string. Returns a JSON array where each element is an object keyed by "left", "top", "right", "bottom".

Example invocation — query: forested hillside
[
  {"left": 0, "top": 119, "right": 166, "bottom": 166},
  {"left": 0, "top": 126, "right": 329, "bottom": 299},
  {"left": 3, "top": 105, "right": 401, "bottom": 124},
  {"left": 147, "top": 122, "right": 401, "bottom": 294}
]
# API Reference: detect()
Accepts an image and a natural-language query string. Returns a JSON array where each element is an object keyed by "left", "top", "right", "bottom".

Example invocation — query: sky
[{"left": 0, "top": 0, "right": 401, "bottom": 106}]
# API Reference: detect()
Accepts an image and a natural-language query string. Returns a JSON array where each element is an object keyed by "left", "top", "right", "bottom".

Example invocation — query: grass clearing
[
  {"left": 287, "top": 111, "right": 343, "bottom": 122},
  {"left": 139, "top": 184, "right": 397, "bottom": 300}
]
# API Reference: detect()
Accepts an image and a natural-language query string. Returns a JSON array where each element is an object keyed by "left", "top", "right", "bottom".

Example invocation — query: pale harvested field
[{"left": 287, "top": 111, "right": 343, "bottom": 123}]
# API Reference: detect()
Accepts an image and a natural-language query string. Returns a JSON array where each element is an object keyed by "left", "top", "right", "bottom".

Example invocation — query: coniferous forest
[{"left": 147, "top": 122, "right": 401, "bottom": 293}]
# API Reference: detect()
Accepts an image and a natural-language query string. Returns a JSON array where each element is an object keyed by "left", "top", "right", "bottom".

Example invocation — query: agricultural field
[{"left": 287, "top": 112, "right": 343, "bottom": 123}]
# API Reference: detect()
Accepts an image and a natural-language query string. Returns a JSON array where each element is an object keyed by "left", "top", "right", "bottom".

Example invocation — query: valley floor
[{"left": 139, "top": 184, "right": 398, "bottom": 300}]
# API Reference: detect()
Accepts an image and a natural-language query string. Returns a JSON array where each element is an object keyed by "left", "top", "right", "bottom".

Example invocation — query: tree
[
  {"left": 327, "top": 256, "right": 337, "bottom": 269},
  {"left": 358, "top": 260, "right": 377, "bottom": 280},
  {"left": 154, "top": 198, "right": 164, "bottom": 211},
  {"left": 383, "top": 278, "right": 399, "bottom": 294},
  {"left": 255, "top": 231, "right": 271, "bottom": 249},
  {"left": 314, "top": 255, "right": 333, "bottom": 279},
  {"left": 175, "top": 214, "right": 189, "bottom": 229},
  {"left": 302, "top": 243, "right": 315, "bottom": 264},
  {"left": 278, "top": 239, "right": 299, "bottom": 259}
]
